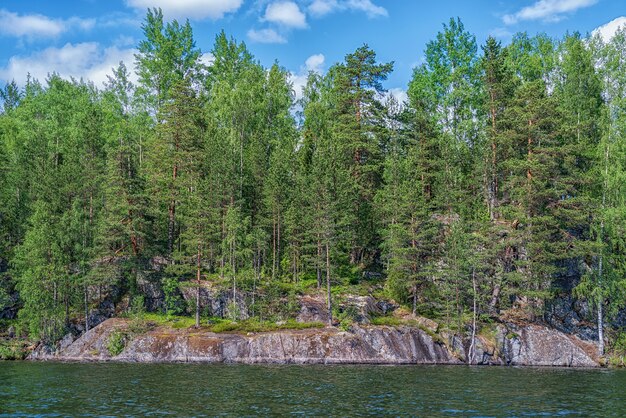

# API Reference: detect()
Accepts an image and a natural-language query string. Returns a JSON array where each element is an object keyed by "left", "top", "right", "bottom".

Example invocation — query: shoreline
[{"left": 24, "top": 318, "right": 601, "bottom": 368}]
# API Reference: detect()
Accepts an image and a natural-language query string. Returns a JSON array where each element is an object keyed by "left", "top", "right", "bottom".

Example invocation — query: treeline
[{"left": 0, "top": 11, "right": 625, "bottom": 351}]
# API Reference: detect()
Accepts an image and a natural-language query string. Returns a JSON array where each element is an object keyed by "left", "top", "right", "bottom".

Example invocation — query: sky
[{"left": 0, "top": 0, "right": 625, "bottom": 102}]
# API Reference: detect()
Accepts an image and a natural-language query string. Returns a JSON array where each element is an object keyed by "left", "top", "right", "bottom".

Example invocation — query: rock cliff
[{"left": 30, "top": 318, "right": 599, "bottom": 367}]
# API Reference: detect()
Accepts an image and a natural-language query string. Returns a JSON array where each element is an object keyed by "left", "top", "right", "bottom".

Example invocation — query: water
[{"left": 1, "top": 362, "right": 625, "bottom": 417}]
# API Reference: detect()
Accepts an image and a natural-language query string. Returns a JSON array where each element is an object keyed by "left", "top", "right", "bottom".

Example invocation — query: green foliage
[
  {"left": 370, "top": 316, "right": 403, "bottom": 326},
  {"left": 0, "top": 339, "right": 30, "bottom": 360},
  {"left": 142, "top": 312, "right": 196, "bottom": 329},
  {"left": 611, "top": 331, "right": 626, "bottom": 354},
  {"left": 607, "top": 331, "right": 626, "bottom": 367},
  {"left": 126, "top": 295, "right": 148, "bottom": 334},
  {"left": 106, "top": 330, "right": 127, "bottom": 357},
  {"left": 0, "top": 283, "right": 9, "bottom": 311},
  {"left": 209, "top": 318, "right": 324, "bottom": 333},
  {"left": 162, "top": 278, "right": 184, "bottom": 317}
]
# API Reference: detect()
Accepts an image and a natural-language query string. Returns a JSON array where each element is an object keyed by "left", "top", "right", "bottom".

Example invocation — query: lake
[{"left": 1, "top": 362, "right": 625, "bottom": 416}]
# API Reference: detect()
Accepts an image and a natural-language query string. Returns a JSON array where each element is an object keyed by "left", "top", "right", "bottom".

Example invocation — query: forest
[{"left": 0, "top": 9, "right": 625, "bottom": 355}]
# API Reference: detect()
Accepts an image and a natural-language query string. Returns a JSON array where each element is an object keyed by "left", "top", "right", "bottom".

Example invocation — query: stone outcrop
[
  {"left": 501, "top": 324, "right": 598, "bottom": 367},
  {"left": 297, "top": 296, "right": 330, "bottom": 323},
  {"left": 33, "top": 318, "right": 458, "bottom": 364},
  {"left": 297, "top": 295, "right": 398, "bottom": 325},
  {"left": 30, "top": 318, "right": 599, "bottom": 367},
  {"left": 179, "top": 283, "right": 249, "bottom": 320},
  {"left": 447, "top": 323, "right": 599, "bottom": 367}
]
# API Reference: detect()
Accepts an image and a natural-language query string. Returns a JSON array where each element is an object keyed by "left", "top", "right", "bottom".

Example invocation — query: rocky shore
[{"left": 29, "top": 317, "right": 600, "bottom": 367}]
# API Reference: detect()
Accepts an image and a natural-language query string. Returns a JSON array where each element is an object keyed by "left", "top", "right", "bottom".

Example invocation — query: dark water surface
[{"left": 1, "top": 362, "right": 625, "bottom": 416}]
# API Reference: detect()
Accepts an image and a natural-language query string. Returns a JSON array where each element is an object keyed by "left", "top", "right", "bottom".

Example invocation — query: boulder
[
  {"left": 545, "top": 295, "right": 597, "bottom": 341},
  {"left": 339, "top": 295, "right": 382, "bottom": 324},
  {"left": 58, "top": 333, "right": 75, "bottom": 351},
  {"left": 179, "top": 283, "right": 249, "bottom": 320},
  {"left": 136, "top": 270, "right": 165, "bottom": 312},
  {"left": 502, "top": 324, "right": 598, "bottom": 367},
  {"left": 297, "top": 294, "right": 396, "bottom": 325},
  {"left": 297, "top": 295, "right": 330, "bottom": 323}
]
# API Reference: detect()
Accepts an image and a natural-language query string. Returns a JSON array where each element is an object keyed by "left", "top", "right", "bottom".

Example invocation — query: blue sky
[{"left": 0, "top": 0, "right": 624, "bottom": 100}]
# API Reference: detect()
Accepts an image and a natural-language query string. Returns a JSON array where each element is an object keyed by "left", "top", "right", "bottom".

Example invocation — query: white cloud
[
  {"left": 263, "top": 1, "right": 307, "bottom": 28},
  {"left": 490, "top": 27, "right": 513, "bottom": 39},
  {"left": 98, "top": 13, "right": 142, "bottom": 29},
  {"left": 389, "top": 88, "right": 407, "bottom": 105},
  {"left": 200, "top": 52, "right": 216, "bottom": 67},
  {"left": 592, "top": 16, "right": 626, "bottom": 43},
  {"left": 503, "top": 0, "right": 597, "bottom": 25},
  {"left": 247, "top": 28, "right": 288, "bottom": 43},
  {"left": 0, "top": 9, "right": 95, "bottom": 40},
  {"left": 308, "top": 0, "right": 387, "bottom": 18},
  {"left": 125, "top": 0, "right": 243, "bottom": 20},
  {"left": 0, "top": 43, "right": 137, "bottom": 87},
  {"left": 308, "top": 0, "right": 337, "bottom": 16},
  {"left": 289, "top": 53, "right": 325, "bottom": 102},
  {"left": 304, "top": 54, "right": 325, "bottom": 72}
]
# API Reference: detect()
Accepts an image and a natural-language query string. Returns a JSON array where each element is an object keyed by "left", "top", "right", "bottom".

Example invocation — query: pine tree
[
  {"left": 163, "top": 79, "right": 208, "bottom": 327},
  {"left": 136, "top": 9, "right": 202, "bottom": 254},
  {"left": 328, "top": 45, "right": 393, "bottom": 267}
]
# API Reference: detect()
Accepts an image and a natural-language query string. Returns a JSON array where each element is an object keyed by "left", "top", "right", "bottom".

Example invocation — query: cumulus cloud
[
  {"left": 389, "top": 88, "right": 407, "bottom": 105},
  {"left": 199, "top": 52, "right": 216, "bottom": 67},
  {"left": 0, "top": 43, "right": 137, "bottom": 87},
  {"left": 125, "top": 0, "right": 243, "bottom": 20},
  {"left": 490, "top": 27, "right": 513, "bottom": 39},
  {"left": 308, "top": 0, "right": 387, "bottom": 18},
  {"left": 0, "top": 9, "right": 95, "bottom": 40},
  {"left": 98, "top": 12, "right": 142, "bottom": 29},
  {"left": 263, "top": 1, "right": 307, "bottom": 28},
  {"left": 247, "top": 28, "right": 287, "bottom": 43},
  {"left": 289, "top": 53, "right": 325, "bottom": 102},
  {"left": 503, "top": 0, "right": 597, "bottom": 25},
  {"left": 592, "top": 16, "right": 626, "bottom": 42},
  {"left": 304, "top": 54, "right": 325, "bottom": 73}
]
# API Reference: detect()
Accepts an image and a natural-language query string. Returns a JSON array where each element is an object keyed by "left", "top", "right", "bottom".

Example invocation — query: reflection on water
[{"left": 1, "top": 362, "right": 625, "bottom": 416}]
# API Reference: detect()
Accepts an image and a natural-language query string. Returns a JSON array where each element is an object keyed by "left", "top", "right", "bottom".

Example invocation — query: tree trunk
[
  {"left": 167, "top": 200, "right": 176, "bottom": 255},
  {"left": 411, "top": 215, "right": 418, "bottom": 317},
  {"left": 84, "top": 285, "right": 89, "bottom": 333},
  {"left": 195, "top": 244, "right": 201, "bottom": 328},
  {"left": 168, "top": 156, "right": 178, "bottom": 255},
  {"left": 272, "top": 215, "right": 276, "bottom": 280},
  {"left": 326, "top": 242, "right": 332, "bottom": 326},
  {"left": 316, "top": 235, "right": 322, "bottom": 289},
  {"left": 469, "top": 267, "right": 477, "bottom": 364},
  {"left": 489, "top": 89, "right": 498, "bottom": 220},
  {"left": 597, "top": 288, "right": 604, "bottom": 356},
  {"left": 252, "top": 248, "right": 259, "bottom": 318},
  {"left": 527, "top": 119, "right": 533, "bottom": 182},
  {"left": 595, "top": 141, "right": 609, "bottom": 356},
  {"left": 231, "top": 237, "right": 237, "bottom": 320},
  {"left": 277, "top": 208, "right": 281, "bottom": 277}
]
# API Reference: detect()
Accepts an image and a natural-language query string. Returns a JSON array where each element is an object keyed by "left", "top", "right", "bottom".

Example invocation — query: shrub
[
  {"left": 162, "top": 277, "right": 184, "bottom": 316},
  {"left": 371, "top": 316, "right": 402, "bottom": 326},
  {"left": 127, "top": 296, "right": 148, "bottom": 334},
  {"left": 210, "top": 318, "right": 324, "bottom": 333},
  {"left": 106, "top": 330, "right": 127, "bottom": 356},
  {"left": 0, "top": 339, "right": 30, "bottom": 360}
]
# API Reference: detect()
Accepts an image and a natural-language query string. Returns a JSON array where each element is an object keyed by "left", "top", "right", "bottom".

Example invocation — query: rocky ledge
[{"left": 29, "top": 318, "right": 600, "bottom": 367}]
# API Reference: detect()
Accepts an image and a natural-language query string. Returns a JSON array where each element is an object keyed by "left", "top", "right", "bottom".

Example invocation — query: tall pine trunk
[
  {"left": 195, "top": 244, "right": 201, "bottom": 328},
  {"left": 326, "top": 242, "right": 332, "bottom": 326}
]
